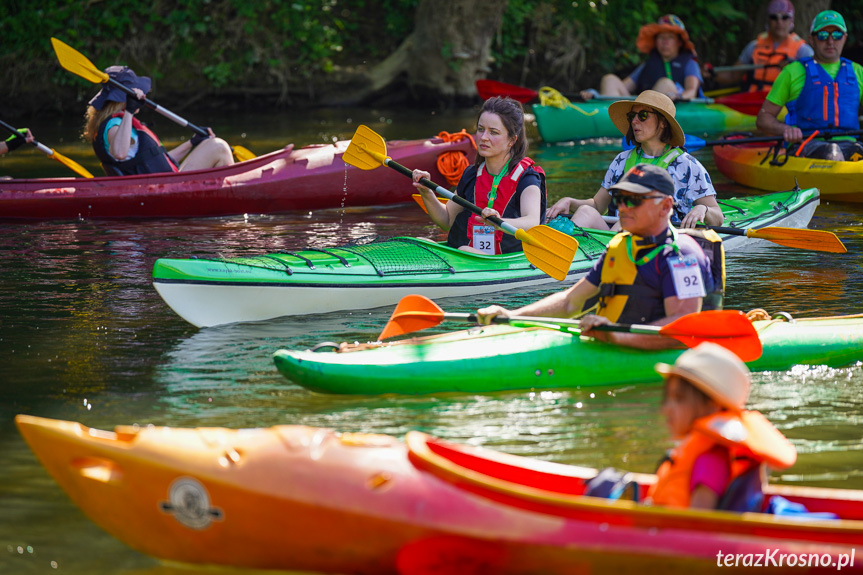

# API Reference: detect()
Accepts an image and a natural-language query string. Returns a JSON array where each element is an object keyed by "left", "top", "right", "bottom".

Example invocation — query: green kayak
[
  {"left": 533, "top": 99, "right": 756, "bottom": 143},
  {"left": 273, "top": 314, "right": 863, "bottom": 395},
  {"left": 153, "top": 188, "right": 819, "bottom": 327}
]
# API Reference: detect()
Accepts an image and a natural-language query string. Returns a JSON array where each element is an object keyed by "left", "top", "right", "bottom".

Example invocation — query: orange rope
[{"left": 435, "top": 129, "right": 476, "bottom": 186}]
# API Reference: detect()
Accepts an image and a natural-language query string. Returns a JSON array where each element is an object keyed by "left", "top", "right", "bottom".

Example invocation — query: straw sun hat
[
  {"left": 607, "top": 90, "right": 686, "bottom": 148},
  {"left": 655, "top": 342, "right": 752, "bottom": 412}
]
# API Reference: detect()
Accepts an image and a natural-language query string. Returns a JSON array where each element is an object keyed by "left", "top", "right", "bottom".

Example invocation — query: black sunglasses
[
  {"left": 626, "top": 110, "right": 659, "bottom": 123},
  {"left": 815, "top": 30, "right": 845, "bottom": 41},
  {"left": 609, "top": 192, "right": 666, "bottom": 208},
  {"left": 768, "top": 14, "right": 791, "bottom": 21}
]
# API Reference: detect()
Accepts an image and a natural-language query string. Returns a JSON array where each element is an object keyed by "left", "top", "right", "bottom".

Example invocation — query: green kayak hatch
[
  {"left": 153, "top": 188, "right": 819, "bottom": 327},
  {"left": 533, "top": 100, "right": 756, "bottom": 143},
  {"left": 273, "top": 314, "right": 863, "bottom": 395}
]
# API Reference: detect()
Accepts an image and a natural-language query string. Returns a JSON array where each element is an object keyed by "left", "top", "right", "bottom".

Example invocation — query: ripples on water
[{"left": 2, "top": 111, "right": 863, "bottom": 574}]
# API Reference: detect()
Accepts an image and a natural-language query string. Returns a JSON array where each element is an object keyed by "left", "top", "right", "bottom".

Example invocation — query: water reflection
[{"left": 3, "top": 112, "right": 863, "bottom": 575}]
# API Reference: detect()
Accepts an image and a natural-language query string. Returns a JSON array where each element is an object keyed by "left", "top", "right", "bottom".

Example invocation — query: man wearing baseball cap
[
  {"left": 477, "top": 163, "right": 719, "bottom": 350},
  {"left": 756, "top": 10, "right": 863, "bottom": 161},
  {"left": 706, "top": 0, "right": 813, "bottom": 91}
]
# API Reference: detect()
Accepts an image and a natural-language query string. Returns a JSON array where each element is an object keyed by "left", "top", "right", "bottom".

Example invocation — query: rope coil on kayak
[
  {"left": 538, "top": 87, "right": 599, "bottom": 116},
  {"left": 435, "top": 129, "right": 476, "bottom": 186}
]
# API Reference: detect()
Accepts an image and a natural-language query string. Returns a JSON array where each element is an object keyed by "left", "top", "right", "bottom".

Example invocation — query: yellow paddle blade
[
  {"left": 343, "top": 125, "right": 389, "bottom": 170},
  {"left": 747, "top": 227, "right": 847, "bottom": 254},
  {"left": 49, "top": 149, "right": 94, "bottom": 178},
  {"left": 232, "top": 145, "right": 256, "bottom": 162},
  {"left": 515, "top": 225, "right": 579, "bottom": 281},
  {"left": 51, "top": 38, "right": 108, "bottom": 84}
]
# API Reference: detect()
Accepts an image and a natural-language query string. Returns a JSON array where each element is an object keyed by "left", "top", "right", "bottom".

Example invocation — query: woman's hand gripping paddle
[
  {"left": 0, "top": 119, "right": 94, "bottom": 178},
  {"left": 379, "top": 295, "right": 763, "bottom": 362},
  {"left": 51, "top": 37, "right": 255, "bottom": 162},
  {"left": 344, "top": 125, "right": 579, "bottom": 281}
]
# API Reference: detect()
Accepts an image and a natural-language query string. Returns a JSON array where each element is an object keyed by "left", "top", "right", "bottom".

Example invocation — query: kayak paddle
[
  {"left": 50, "top": 37, "right": 255, "bottom": 163},
  {"left": 344, "top": 125, "right": 579, "bottom": 281},
  {"left": 683, "top": 130, "right": 863, "bottom": 153},
  {"left": 379, "top": 295, "right": 763, "bottom": 362},
  {"left": 0, "top": 119, "right": 94, "bottom": 178}
]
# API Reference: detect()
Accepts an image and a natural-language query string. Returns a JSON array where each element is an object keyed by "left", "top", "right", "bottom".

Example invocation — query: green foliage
[{"left": 491, "top": 0, "right": 752, "bottom": 91}]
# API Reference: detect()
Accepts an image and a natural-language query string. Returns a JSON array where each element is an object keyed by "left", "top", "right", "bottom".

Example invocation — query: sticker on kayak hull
[{"left": 159, "top": 477, "right": 223, "bottom": 529}]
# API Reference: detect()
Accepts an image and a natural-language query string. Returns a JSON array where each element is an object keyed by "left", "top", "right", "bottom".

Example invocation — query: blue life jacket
[
  {"left": 637, "top": 50, "right": 701, "bottom": 96},
  {"left": 785, "top": 57, "right": 860, "bottom": 132}
]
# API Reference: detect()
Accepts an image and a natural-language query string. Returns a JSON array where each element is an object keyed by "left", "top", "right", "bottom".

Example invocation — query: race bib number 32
[
  {"left": 669, "top": 255, "right": 706, "bottom": 299},
  {"left": 472, "top": 225, "right": 496, "bottom": 255}
]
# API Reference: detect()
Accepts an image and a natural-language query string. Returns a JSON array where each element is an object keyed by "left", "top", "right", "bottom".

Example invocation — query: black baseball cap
[{"left": 609, "top": 163, "right": 674, "bottom": 196}]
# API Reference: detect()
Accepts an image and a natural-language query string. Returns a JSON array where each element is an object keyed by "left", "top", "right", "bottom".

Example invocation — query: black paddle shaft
[
  {"left": 707, "top": 129, "right": 863, "bottom": 147},
  {"left": 106, "top": 77, "right": 209, "bottom": 138},
  {"left": 383, "top": 157, "right": 508, "bottom": 228}
]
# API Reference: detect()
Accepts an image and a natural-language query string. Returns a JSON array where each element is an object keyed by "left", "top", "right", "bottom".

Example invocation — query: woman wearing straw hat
[
  {"left": 581, "top": 14, "right": 704, "bottom": 102},
  {"left": 547, "top": 90, "right": 723, "bottom": 230},
  {"left": 647, "top": 342, "right": 796, "bottom": 509}
]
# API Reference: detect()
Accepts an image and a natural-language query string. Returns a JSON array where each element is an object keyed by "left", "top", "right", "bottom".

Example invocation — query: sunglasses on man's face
[
  {"left": 768, "top": 14, "right": 791, "bottom": 21},
  {"left": 815, "top": 30, "right": 845, "bottom": 41},
  {"left": 609, "top": 192, "right": 666, "bottom": 209},
  {"left": 626, "top": 110, "right": 658, "bottom": 124}
]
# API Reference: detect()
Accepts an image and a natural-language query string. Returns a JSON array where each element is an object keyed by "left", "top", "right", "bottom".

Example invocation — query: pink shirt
[{"left": 690, "top": 445, "right": 730, "bottom": 496}]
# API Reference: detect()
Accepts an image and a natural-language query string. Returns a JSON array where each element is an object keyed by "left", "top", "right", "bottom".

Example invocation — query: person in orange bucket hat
[{"left": 581, "top": 14, "right": 703, "bottom": 102}]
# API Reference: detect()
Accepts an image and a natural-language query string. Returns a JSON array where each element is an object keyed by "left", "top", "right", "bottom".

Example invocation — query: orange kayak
[{"left": 16, "top": 414, "right": 863, "bottom": 573}]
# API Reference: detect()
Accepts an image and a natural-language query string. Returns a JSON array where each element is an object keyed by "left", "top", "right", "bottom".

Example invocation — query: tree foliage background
[{"left": 0, "top": 0, "right": 859, "bottom": 115}]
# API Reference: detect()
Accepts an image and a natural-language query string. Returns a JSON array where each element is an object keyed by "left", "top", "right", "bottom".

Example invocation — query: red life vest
[
  {"left": 749, "top": 32, "right": 807, "bottom": 92},
  {"left": 94, "top": 113, "right": 179, "bottom": 176},
  {"left": 647, "top": 410, "right": 797, "bottom": 508},
  {"left": 465, "top": 157, "right": 544, "bottom": 255}
]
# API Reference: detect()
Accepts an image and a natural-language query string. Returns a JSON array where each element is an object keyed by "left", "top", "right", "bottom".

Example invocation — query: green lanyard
[
  {"left": 625, "top": 228, "right": 680, "bottom": 266},
  {"left": 485, "top": 159, "right": 511, "bottom": 208},
  {"left": 664, "top": 60, "right": 673, "bottom": 80}
]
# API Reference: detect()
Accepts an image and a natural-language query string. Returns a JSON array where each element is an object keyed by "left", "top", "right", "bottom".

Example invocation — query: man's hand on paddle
[{"left": 476, "top": 305, "right": 512, "bottom": 325}]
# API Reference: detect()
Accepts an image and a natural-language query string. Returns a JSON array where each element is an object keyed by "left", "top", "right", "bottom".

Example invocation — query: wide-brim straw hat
[
  {"left": 636, "top": 14, "right": 697, "bottom": 56},
  {"left": 655, "top": 342, "right": 752, "bottom": 412},
  {"left": 607, "top": 90, "right": 686, "bottom": 148}
]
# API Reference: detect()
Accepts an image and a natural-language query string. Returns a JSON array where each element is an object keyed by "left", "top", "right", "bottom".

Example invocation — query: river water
[{"left": 2, "top": 107, "right": 863, "bottom": 574}]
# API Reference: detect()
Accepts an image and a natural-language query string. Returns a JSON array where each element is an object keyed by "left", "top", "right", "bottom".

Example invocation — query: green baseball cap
[{"left": 810, "top": 10, "right": 847, "bottom": 34}]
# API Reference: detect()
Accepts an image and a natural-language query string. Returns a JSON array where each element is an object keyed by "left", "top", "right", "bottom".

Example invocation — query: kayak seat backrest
[{"left": 716, "top": 462, "right": 765, "bottom": 513}]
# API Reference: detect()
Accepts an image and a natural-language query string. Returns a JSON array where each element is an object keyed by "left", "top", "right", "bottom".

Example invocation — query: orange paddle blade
[
  {"left": 659, "top": 310, "right": 762, "bottom": 362},
  {"left": 411, "top": 193, "right": 448, "bottom": 215},
  {"left": 747, "top": 227, "right": 846, "bottom": 254},
  {"left": 379, "top": 295, "right": 446, "bottom": 340}
]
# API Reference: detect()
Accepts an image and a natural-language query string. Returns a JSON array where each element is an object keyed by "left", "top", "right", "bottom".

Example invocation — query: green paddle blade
[
  {"left": 51, "top": 38, "right": 108, "bottom": 84},
  {"left": 515, "top": 225, "right": 579, "bottom": 281},
  {"left": 344, "top": 125, "right": 388, "bottom": 170}
]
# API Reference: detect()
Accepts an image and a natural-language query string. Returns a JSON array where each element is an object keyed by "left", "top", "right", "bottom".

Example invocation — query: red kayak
[
  {"left": 16, "top": 414, "right": 863, "bottom": 573},
  {"left": 0, "top": 136, "right": 474, "bottom": 220}
]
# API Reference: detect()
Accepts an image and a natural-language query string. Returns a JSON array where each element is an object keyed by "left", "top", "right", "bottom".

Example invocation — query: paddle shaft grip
[
  {"left": 0, "top": 119, "right": 49, "bottom": 154},
  {"left": 446, "top": 312, "right": 656, "bottom": 334},
  {"left": 703, "top": 129, "right": 863, "bottom": 148},
  {"left": 107, "top": 78, "right": 209, "bottom": 138},
  {"left": 384, "top": 158, "right": 519, "bottom": 235}
]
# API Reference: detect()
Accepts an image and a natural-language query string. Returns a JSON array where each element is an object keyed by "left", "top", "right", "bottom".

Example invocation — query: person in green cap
[
  {"left": 756, "top": 10, "right": 863, "bottom": 161},
  {"left": 0, "top": 128, "right": 34, "bottom": 156}
]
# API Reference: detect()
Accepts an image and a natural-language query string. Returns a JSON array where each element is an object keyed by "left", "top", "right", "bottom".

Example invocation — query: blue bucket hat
[{"left": 88, "top": 66, "right": 151, "bottom": 110}]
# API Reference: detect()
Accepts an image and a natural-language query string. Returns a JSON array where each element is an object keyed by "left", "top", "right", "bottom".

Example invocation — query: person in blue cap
[
  {"left": 756, "top": 10, "right": 863, "bottom": 161},
  {"left": 83, "top": 66, "right": 233, "bottom": 176}
]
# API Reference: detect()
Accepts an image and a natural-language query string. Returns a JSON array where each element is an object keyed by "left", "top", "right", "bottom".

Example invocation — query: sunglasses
[
  {"left": 609, "top": 192, "right": 666, "bottom": 208},
  {"left": 626, "top": 110, "right": 658, "bottom": 123},
  {"left": 815, "top": 30, "right": 845, "bottom": 41},
  {"left": 768, "top": 14, "right": 791, "bottom": 21}
]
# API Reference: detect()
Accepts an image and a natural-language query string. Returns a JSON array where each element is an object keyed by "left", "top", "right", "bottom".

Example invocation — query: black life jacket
[{"left": 94, "top": 113, "right": 179, "bottom": 176}]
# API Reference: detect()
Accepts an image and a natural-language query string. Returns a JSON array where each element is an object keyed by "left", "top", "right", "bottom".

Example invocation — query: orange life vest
[
  {"left": 647, "top": 410, "right": 797, "bottom": 508},
  {"left": 749, "top": 32, "right": 807, "bottom": 92}
]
